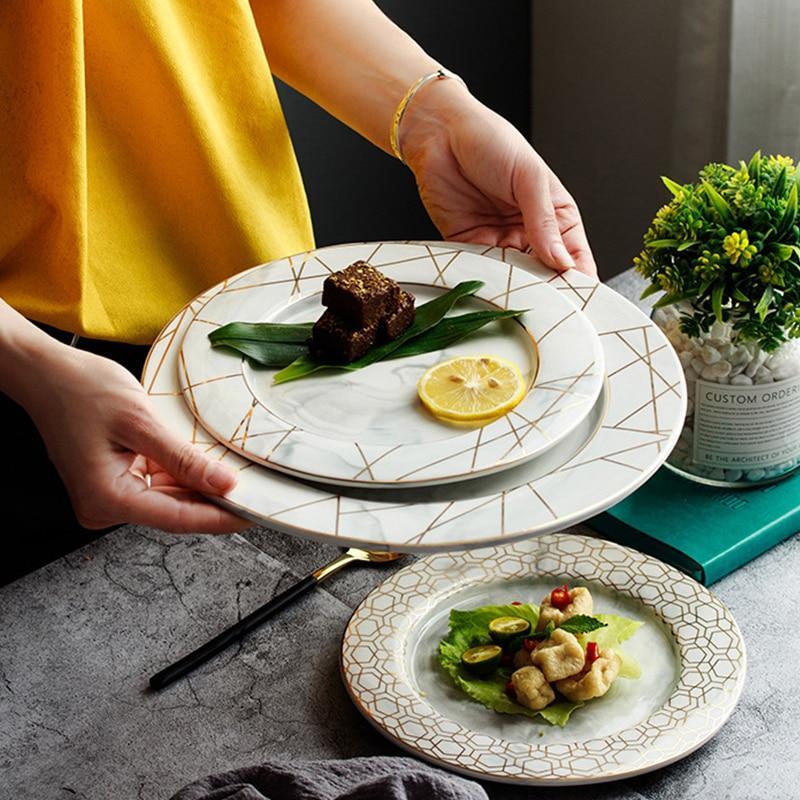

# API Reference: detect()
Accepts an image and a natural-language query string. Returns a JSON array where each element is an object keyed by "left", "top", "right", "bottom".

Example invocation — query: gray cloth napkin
[{"left": 170, "top": 757, "right": 489, "bottom": 800}]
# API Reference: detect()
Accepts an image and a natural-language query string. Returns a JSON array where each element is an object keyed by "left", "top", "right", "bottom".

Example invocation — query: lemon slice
[{"left": 417, "top": 355, "right": 527, "bottom": 421}]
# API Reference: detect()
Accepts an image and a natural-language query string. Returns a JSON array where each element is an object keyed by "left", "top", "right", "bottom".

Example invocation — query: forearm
[
  {"left": 251, "top": 0, "right": 471, "bottom": 154},
  {"left": 0, "top": 298, "right": 70, "bottom": 412}
]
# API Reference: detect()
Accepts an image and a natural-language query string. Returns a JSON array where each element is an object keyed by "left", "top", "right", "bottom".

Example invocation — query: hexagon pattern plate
[
  {"left": 341, "top": 533, "right": 746, "bottom": 785},
  {"left": 141, "top": 242, "right": 686, "bottom": 552},
  {"left": 176, "top": 243, "right": 605, "bottom": 488}
]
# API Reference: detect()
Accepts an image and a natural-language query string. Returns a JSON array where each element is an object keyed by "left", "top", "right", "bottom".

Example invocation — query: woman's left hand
[{"left": 401, "top": 81, "right": 597, "bottom": 277}]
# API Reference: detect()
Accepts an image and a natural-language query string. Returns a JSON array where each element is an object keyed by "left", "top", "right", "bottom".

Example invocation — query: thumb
[
  {"left": 122, "top": 416, "right": 238, "bottom": 495},
  {"left": 515, "top": 161, "right": 576, "bottom": 272}
]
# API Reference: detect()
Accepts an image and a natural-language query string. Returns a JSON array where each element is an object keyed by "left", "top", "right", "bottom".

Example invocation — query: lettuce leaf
[{"left": 437, "top": 603, "right": 643, "bottom": 727}]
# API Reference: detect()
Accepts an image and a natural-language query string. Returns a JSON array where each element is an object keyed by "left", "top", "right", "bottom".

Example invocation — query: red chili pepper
[
  {"left": 586, "top": 642, "right": 600, "bottom": 664},
  {"left": 505, "top": 679, "right": 516, "bottom": 698},
  {"left": 550, "top": 584, "right": 571, "bottom": 610},
  {"left": 522, "top": 638, "right": 537, "bottom": 652},
  {"left": 510, "top": 601, "right": 522, "bottom": 606}
]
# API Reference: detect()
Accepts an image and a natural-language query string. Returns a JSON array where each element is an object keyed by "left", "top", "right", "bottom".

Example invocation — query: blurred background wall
[{"left": 276, "top": 0, "right": 799, "bottom": 282}]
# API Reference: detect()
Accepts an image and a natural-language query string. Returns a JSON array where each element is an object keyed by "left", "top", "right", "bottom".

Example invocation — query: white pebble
[
  {"left": 700, "top": 346, "right": 722, "bottom": 365},
  {"left": 745, "top": 350, "right": 768, "bottom": 377},
  {"left": 691, "top": 357, "right": 706, "bottom": 374},
  {"left": 755, "top": 366, "right": 774, "bottom": 384},
  {"left": 725, "top": 469, "right": 743, "bottom": 482},
  {"left": 772, "top": 362, "right": 800, "bottom": 381},
  {"left": 730, "top": 373, "right": 753, "bottom": 386},
  {"left": 729, "top": 363, "right": 746, "bottom": 377},
  {"left": 678, "top": 350, "right": 694, "bottom": 368},
  {"left": 710, "top": 468, "right": 726, "bottom": 480},
  {"left": 746, "top": 469, "right": 766, "bottom": 481},
  {"left": 719, "top": 343, "right": 736, "bottom": 360},
  {"left": 733, "top": 346, "right": 751, "bottom": 366}
]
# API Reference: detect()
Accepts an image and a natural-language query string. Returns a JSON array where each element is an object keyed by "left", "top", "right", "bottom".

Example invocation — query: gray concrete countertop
[{"left": 1, "top": 273, "right": 797, "bottom": 799}]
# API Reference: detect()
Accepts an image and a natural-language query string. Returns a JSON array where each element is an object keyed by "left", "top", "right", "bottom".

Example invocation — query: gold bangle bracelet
[{"left": 389, "top": 67, "right": 466, "bottom": 164}]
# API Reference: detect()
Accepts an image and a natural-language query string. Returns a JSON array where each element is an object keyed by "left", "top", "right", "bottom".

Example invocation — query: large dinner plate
[
  {"left": 341, "top": 533, "right": 746, "bottom": 785},
  {"left": 177, "top": 243, "right": 605, "bottom": 488},
  {"left": 142, "top": 242, "right": 685, "bottom": 552}
]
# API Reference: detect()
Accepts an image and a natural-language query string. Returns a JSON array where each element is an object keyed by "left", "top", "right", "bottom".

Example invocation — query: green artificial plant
[{"left": 634, "top": 151, "right": 800, "bottom": 351}]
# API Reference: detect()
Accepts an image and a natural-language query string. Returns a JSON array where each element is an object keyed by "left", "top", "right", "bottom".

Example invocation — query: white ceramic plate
[
  {"left": 142, "top": 242, "right": 685, "bottom": 552},
  {"left": 177, "top": 243, "right": 604, "bottom": 488},
  {"left": 341, "top": 533, "right": 746, "bottom": 785}
]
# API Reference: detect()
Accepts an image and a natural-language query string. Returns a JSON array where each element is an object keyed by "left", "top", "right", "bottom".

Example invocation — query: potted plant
[{"left": 634, "top": 151, "right": 800, "bottom": 486}]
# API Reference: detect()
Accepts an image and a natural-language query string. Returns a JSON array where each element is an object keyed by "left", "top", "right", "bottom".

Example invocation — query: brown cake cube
[
  {"left": 379, "top": 290, "right": 416, "bottom": 341},
  {"left": 321, "top": 261, "right": 400, "bottom": 327},
  {"left": 311, "top": 310, "right": 378, "bottom": 363}
]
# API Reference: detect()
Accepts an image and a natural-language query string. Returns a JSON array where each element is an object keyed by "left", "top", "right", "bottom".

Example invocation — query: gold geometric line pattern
[
  {"left": 536, "top": 310, "right": 577, "bottom": 343},
  {"left": 525, "top": 483, "right": 558, "bottom": 519},
  {"left": 354, "top": 443, "right": 376, "bottom": 481},
  {"left": 352, "top": 445, "right": 403, "bottom": 480},
  {"left": 341, "top": 534, "right": 745, "bottom": 783},
  {"left": 175, "top": 243, "right": 604, "bottom": 487}
]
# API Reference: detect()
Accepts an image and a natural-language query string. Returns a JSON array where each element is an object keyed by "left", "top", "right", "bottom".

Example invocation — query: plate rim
[
  {"left": 141, "top": 240, "right": 687, "bottom": 552},
  {"left": 339, "top": 532, "right": 747, "bottom": 786},
  {"left": 175, "top": 243, "right": 605, "bottom": 488}
]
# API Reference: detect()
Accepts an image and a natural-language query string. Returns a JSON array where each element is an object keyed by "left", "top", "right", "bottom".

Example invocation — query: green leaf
[
  {"left": 209, "top": 338, "right": 309, "bottom": 367},
  {"left": 558, "top": 615, "right": 608, "bottom": 635},
  {"left": 702, "top": 180, "right": 735, "bottom": 226},
  {"left": 209, "top": 321, "right": 313, "bottom": 344},
  {"left": 661, "top": 175, "right": 685, "bottom": 198},
  {"left": 437, "top": 604, "right": 643, "bottom": 727},
  {"left": 755, "top": 285, "right": 774, "bottom": 321},
  {"left": 639, "top": 282, "right": 663, "bottom": 300},
  {"left": 272, "top": 280, "right": 485, "bottom": 384},
  {"left": 652, "top": 289, "right": 699, "bottom": 309},
  {"left": 645, "top": 239, "right": 682, "bottom": 250},
  {"left": 747, "top": 149, "right": 762, "bottom": 182},
  {"left": 711, "top": 281, "right": 725, "bottom": 322},
  {"left": 770, "top": 242, "right": 794, "bottom": 262},
  {"left": 386, "top": 308, "right": 527, "bottom": 360},
  {"left": 584, "top": 615, "right": 644, "bottom": 679},
  {"left": 677, "top": 240, "right": 699, "bottom": 252},
  {"left": 773, "top": 165, "right": 788, "bottom": 197},
  {"left": 775, "top": 183, "right": 798, "bottom": 240},
  {"left": 733, "top": 286, "right": 750, "bottom": 303}
]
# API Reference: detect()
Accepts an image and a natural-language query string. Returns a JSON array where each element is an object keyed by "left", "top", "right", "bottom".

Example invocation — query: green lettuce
[{"left": 437, "top": 603, "right": 643, "bottom": 727}]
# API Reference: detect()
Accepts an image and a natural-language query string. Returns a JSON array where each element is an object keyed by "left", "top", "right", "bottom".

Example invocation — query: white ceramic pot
[{"left": 655, "top": 302, "right": 800, "bottom": 487}]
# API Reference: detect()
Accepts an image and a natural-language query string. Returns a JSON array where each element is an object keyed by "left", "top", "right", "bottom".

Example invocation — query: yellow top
[{"left": 0, "top": 1, "right": 314, "bottom": 344}]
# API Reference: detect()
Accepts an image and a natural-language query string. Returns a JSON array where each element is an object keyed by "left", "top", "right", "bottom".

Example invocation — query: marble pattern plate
[
  {"left": 340, "top": 533, "right": 746, "bottom": 785},
  {"left": 176, "top": 243, "right": 605, "bottom": 487},
  {"left": 142, "top": 242, "right": 685, "bottom": 552}
]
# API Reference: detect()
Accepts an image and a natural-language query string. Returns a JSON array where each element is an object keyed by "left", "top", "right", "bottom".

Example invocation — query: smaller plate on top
[
  {"left": 176, "top": 242, "right": 605, "bottom": 488},
  {"left": 341, "top": 533, "right": 746, "bottom": 786}
]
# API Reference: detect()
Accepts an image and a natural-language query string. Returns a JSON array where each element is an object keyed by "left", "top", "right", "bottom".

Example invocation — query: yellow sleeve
[{"left": 0, "top": 3, "right": 88, "bottom": 329}]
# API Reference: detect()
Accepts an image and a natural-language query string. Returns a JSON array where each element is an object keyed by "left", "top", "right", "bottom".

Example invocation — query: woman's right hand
[{"left": 23, "top": 342, "right": 249, "bottom": 534}]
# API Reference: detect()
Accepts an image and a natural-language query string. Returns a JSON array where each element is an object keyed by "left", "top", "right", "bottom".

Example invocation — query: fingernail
[
  {"left": 207, "top": 462, "right": 235, "bottom": 491},
  {"left": 550, "top": 242, "right": 576, "bottom": 269}
]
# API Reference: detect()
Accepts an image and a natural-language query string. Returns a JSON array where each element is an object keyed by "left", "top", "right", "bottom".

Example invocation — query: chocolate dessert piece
[
  {"left": 311, "top": 310, "right": 378, "bottom": 363},
  {"left": 321, "top": 261, "right": 400, "bottom": 328},
  {"left": 379, "top": 289, "right": 415, "bottom": 341}
]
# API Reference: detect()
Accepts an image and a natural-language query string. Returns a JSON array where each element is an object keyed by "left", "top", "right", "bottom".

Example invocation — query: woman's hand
[
  {"left": 401, "top": 82, "right": 597, "bottom": 277},
  {"left": 23, "top": 343, "right": 248, "bottom": 534}
]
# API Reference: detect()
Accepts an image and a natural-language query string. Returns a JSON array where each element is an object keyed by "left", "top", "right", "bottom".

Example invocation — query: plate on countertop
[
  {"left": 340, "top": 533, "right": 746, "bottom": 785},
  {"left": 176, "top": 242, "right": 605, "bottom": 488},
  {"left": 142, "top": 242, "right": 685, "bottom": 552}
]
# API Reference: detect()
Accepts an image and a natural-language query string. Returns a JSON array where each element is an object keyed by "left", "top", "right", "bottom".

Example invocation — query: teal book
[{"left": 588, "top": 467, "right": 800, "bottom": 585}]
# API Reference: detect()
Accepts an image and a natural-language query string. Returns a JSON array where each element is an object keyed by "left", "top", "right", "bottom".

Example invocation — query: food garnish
[
  {"left": 207, "top": 270, "right": 529, "bottom": 385},
  {"left": 417, "top": 355, "right": 526, "bottom": 421},
  {"left": 488, "top": 616, "right": 531, "bottom": 643},
  {"left": 437, "top": 588, "right": 643, "bottom": 727},
  {"left": 461, "top": 644, "right": 503, "bottom": 676}
]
